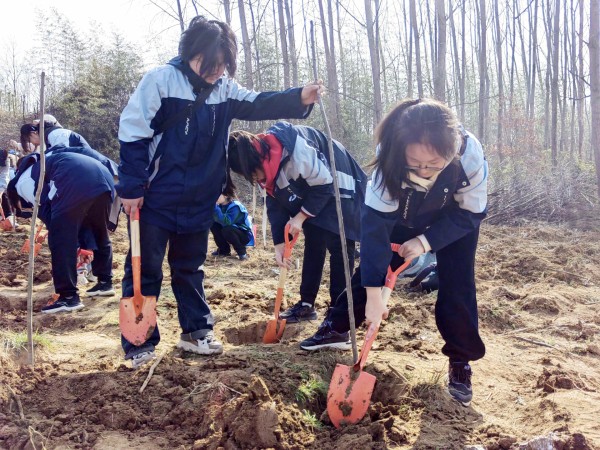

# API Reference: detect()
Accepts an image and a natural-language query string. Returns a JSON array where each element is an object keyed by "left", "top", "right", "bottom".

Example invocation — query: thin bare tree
[
  {"left": 433, "top": 0, "right": 446, "bottom": 101},
  {"left": 590, "top": 0, "right": 600, "bottom": 196}
]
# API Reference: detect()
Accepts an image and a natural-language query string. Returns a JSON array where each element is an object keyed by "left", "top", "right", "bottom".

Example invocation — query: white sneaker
[
  {"left": 176, "top": 331, "right": 223, "bottom": 355},
  {"left": 131, "top": 350, "right": 156, "bottom": 369}
]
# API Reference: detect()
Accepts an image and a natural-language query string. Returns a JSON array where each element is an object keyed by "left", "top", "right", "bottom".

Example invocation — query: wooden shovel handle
[
  {"left": 353, "top": 323, "right": 379, "bottom": 372},
  {"left": 130, "top": 210, "right": 141, "bottom": 297}
]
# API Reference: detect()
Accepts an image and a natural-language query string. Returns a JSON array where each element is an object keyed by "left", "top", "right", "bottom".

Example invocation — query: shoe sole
[
  {"left": 87, "top": 290, "right": 116, "bottom": 297},
  {"left": 448, "top": 387, "right": 472, "bottom": 407},
  {"left": 41, "top": 304, "right": 85, "bottom": 314},
  {"left": 176, "top": 340, "right": 223, "bottom": 355},
  {"left": 300, "top": 341, "right": 352, "bottom": 351},
  {"left": 281, "top": 314, "right": 318, "bottom": 324}
]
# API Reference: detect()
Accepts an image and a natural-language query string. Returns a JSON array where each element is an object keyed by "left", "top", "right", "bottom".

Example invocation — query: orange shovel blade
[
  {"left": 1, "top": 219, "right": 13, "bottom": 231},
  {"left": 21, "top": 239, "right": 42, "bottom": 256},
  {"left": 263, "top": 317, "right": 286, "bottom": 344},
  {"left": 327, "top": 363, "right": 377, "bottom": 428},
  {"left": 119, "top": 293, "right": 157, "bottom": 347}
]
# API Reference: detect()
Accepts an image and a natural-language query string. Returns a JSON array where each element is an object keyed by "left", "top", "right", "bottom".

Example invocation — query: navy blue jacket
[
  {"left": 264, "top": 122, "right": 366, "bottom": 244},
  {"left": 117, "top": 57, "right": 312, "bottom": 234},
  {"left": 9, "top": 152, "right": 113, "bottom": 224},
  {"left": 361, "top": 129, "right": 488, "bottom": 287}
]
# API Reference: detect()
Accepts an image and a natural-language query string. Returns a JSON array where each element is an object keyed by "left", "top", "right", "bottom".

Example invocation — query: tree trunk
[
  {"left": 222, "top": 0, "right": 232, "bottom": 24},
  {"left": 579, "top": 0, "right": 585, "bottom": 158},
  {"left": 410, "top": 0, "right": 424, "bottom": 97},
  {"left": 365, "top": 0, "right": 383, "bottom": 126},
  {"left": 590, "top": 0, "right": 600, "bottom": 197},
  {"left": 284, "top": 0, "right": 299, "bottom": 87},
  {"left": 494, "top": 0, "right": 504, "bottom": 161},
  {"left": 551, "top": 0, "right": 560, "bottom": 166},
  {"left": 238, "top": 0, "right": 254, "bottom": 89},
  {"left": 478, "top": 0, "right": 487, "bottom": 142},
  {"left": 449, "top": 0, "right": 461, "bottom": 116},
  {"left": 277, "top": 0, "right": 290, "bottom": 88},
  {"left": 433, "top": 0, "right": 446, "bottom": 101}
]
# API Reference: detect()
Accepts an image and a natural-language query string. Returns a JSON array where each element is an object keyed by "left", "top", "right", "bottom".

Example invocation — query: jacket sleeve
[
  {"left": 286, "top": 134, "right": 334, "bottom": 217},
  {"left": 266, "top": 195, "right": 291, "bottom": 245},
  {"left": 422, "top": 133, "right": 488, "bottom": 252},
  {"left": 227, "top": 81, "right": 313, "bottom": 122},
  {"left": 116, "top": 69, "right": 163, "bottom": 199}
]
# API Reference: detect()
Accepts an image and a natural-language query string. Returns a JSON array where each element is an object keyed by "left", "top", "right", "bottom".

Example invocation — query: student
[
  {"left": 0, "top": 148, "right": 13, "bottom": 229},
  {"left": 210, "top": 194, "right": 254, "bottom": 260},
  {"left": 300, "top": 99, "right": 488, "bottom": 407},
  {"left": 20, "top": 115, "right": 91, "bottom": 153},
  {"left": 227, "top": 121, "right": 366, "bottom": 325},
  {"left": 117, "top": 16, "right": 322, "bottom": 368},
  {"left": 7, "top": 152, "right": 114, "bottom": 313}
]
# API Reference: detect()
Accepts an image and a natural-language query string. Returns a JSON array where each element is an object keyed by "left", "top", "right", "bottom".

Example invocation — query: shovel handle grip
[
  {"left": 354, "top": 323, "right": 379, "bottom": 372},
  {"left": 130, "top": 210, "right": 141, "bottom": 296},
  {"left": 283, "top": 223, "right": 299, "bottom": 259}
]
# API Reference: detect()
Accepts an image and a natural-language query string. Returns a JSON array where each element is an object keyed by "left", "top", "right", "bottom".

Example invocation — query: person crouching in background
[{"left": 210, "top": 194, "right": 254, "bottom": 260}]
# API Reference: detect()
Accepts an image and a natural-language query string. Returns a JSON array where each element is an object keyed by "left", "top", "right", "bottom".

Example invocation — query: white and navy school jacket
[
  {"left": 361, "top": 128, "right": 488, "bottom": 287},
  {"left": 44, "top": 126, "right": 91, "bottom": 150},
  {"left": 8, "top": 152, "right": 114, "bottom": 225},
  {"left": 265, "top": 121, "right": 367, "bottom": 245},
  {"left": 117, "top": 57, "right": 312, "bottom": 234}
]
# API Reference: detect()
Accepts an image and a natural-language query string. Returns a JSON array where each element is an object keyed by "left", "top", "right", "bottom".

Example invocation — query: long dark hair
[
  {"left": 373, "top": 98, "right": 460, "bottom": 201},
  {"left": 179, "top": 16, "right": 237, "bottom": 77}
]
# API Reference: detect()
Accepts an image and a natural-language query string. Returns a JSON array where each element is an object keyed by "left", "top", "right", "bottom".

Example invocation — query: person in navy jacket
[
  {"left": 210, "top": 194, "right": 254, "bottom": 260},
  {"left": 7, "top": 152, "right": 114, "bottom": 313},
  {"left": 299, "top": 99, "right": 488, "bottom": 407},
  {"left": 227, "top": 121, "right": 366, "bottom": 325},
  {"left": 116, "top": 16, "right": 323, "bottom": 368}
]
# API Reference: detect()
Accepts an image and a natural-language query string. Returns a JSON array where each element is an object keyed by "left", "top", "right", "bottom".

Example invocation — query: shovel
[
  {"left": 0, "top": 206, "right": 14, "bottom": 231},
  {"left": 263, "top": 223, "right": 299, "bottom": 344},
  {"left": 119, "top": 210, "right": 157, "bottom": 347},
  {"left": 327, "top": 246, "right": 412, "bottom": 428},
  {"left": 21, "top": 224, "right": 46, "bottom": 256}
]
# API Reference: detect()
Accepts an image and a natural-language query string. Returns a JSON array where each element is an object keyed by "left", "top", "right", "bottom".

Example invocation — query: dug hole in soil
[{"left": 1, "top": 217, "right": 599, "bottom": 449}]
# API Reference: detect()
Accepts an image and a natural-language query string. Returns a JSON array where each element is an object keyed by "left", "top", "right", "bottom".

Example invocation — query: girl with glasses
[{"left": 300, "top": 98, "right": 488, "bottom": 407}]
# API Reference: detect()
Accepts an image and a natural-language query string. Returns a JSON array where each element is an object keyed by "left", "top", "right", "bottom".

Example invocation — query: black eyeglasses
[{"left": 404, "top": 164, "right": 446, "bottom": 172}]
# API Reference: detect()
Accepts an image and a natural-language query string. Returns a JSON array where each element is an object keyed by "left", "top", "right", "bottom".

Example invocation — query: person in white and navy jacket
[
  {"left": 7, "top": 152, "right": 114, "bottom": 314},
  {"left": 20, "top": 115, "right": 91, "bottom": 153},
  {"left": 227, "top": 121, "right": 367, "bottom": 324},
  {"left": 299, "top": 99, "right": 488, "bottom": 407},
  {"left": 116, "top": 16, "right": 323, "bottom": 369}
]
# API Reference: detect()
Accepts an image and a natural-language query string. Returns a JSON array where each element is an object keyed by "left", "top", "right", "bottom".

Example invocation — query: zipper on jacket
[
  {"left": 403, "top": 190, "right": 413, "bottom": 220},
  {"left": 210, "top": 105, "right": 216, "bottom": 136}
]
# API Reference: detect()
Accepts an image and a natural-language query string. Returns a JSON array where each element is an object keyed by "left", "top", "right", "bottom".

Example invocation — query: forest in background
[{"left": 1, "top": 0, "right": 599, "bottom": 227}]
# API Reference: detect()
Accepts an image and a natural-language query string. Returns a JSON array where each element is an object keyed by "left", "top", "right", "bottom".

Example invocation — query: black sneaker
[
  {"left": 211, "top": 250, "right": 231, "bottom": 257},
  {"left": 448, "top": 362, "right": 473, "bottom": 406},
  {"left": 41, "top": 294, "right": 84, "bottom": 314},
  {"left": 280, "top": 301, "right": 318, "bottom": 324},
  {"left": 87, "top": 281, "right": 116, "bottom": 297},
  {"left": 299, "top": 321, "right": 351, "bottom": 351}
]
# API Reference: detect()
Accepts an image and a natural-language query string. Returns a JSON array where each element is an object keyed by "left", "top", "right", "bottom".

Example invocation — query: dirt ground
[{"left": 0, "top": 217, "right": 599, "bottom": 450}]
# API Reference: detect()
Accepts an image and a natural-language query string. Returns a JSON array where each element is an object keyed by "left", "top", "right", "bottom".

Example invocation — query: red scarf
[{"left": 253, "top": 133, "right": 283, "bottom": 197}]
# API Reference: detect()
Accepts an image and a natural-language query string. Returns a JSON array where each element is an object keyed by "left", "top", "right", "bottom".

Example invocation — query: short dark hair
[
  {"left": 179, "top": 16, "right": 237, "bottom": 77},
  {"left": 20, "top": 123, "right": 38, "bottom": 154},
  {"left": 373, "top": 98, "right": 460, "bottom": 201},
  {"left": 228, "top": 130, "right": 268, "bottom": 183}
]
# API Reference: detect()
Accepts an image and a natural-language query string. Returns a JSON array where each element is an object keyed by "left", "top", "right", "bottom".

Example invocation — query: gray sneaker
[
  {"left": 131, "top": 350, "right": 156, "bottom": 369},
  {"left": 177, "top": 331, "right": 223, "bottom": 355}
]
